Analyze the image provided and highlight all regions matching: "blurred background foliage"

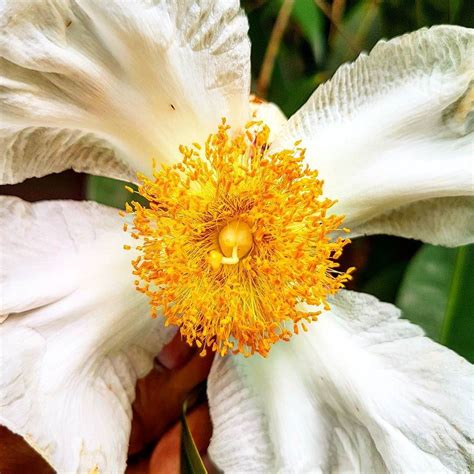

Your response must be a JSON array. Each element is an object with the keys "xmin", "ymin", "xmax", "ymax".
[{"xmin": 2, "ymin": 0, "xmax": 472, "ymax": 362}]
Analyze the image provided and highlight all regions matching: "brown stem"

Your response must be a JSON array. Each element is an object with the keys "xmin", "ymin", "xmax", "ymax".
[{"xmin": 256, "ymin": 0, "xmax": 295, "ymax": 99}]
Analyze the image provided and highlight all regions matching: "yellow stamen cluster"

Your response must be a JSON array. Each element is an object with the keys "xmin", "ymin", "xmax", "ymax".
[{"xmin": 126, "ymin": 119, "xmax": 354, "ymax": 357}]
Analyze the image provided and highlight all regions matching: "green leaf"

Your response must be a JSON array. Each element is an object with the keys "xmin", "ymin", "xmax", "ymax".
[
  {"xmin": 361, "ymin": 261, "xmax": 409, "ymax": 304},
  {"xmin": 180, "ymin": 398, "xmax": 207, "ymax": 474},
  {"xmin": 396, "ymin": 244, "xmax": 474, "ymax": 362},
  {"xmin": 439, "ymin": 245, "xmax": 474, "ymax": 361},
  {"xmin": 447, "ymin": 0, "xmax": 462, "ymax": 22},
  {"xmin": 269, "ymin": 61, "xmax": 318, "ymax": 116},
  {"xmin": 86, "ymin": 175, "xmax": 131, "ymax": 209},
  {"xmin": 86, "ymin": 175, "xmax": 148, "ymax": 209},
  {"xmin": 291, "ymin": 0, "xmax": 325, "ymax": 63},
  {"xmin": 326, "ymin": 0, "xmax": 382, "ymax": 73},
  {"xmin": 381, "ymin": 0, "xmax": 473, "ymax": 35}
]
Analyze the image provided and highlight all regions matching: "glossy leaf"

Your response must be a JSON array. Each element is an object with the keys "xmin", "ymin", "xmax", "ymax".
[
  {"xmin": 396, "ymin": 244, "xmax": 474, "ymax": 362},
  {"xmin": 439, "ymin": 245, "xmax": 474, "ymax": 362}
]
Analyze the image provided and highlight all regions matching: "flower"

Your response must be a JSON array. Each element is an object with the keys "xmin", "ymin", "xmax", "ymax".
[{"xmin": 0, "ymin": 1, "xmax": 472, "ymax": 473}]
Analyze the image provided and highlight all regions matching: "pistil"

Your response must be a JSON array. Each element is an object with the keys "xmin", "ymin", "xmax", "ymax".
[{"xmin": 209, "ymin": 220, "xmax": 253, "ymax": 269}]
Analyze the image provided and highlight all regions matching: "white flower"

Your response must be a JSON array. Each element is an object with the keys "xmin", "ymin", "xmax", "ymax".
[{"xmin": 0, "ymin": 1, "xmax": 473, "ymax": 473}]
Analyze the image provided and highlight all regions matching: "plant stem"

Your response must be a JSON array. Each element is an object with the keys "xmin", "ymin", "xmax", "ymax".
[{"xmin": 256, "ymin": 0, "xmax": 294, "ymax": 99}]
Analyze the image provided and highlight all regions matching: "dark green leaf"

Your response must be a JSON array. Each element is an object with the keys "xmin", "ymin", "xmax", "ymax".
[
  {"xmin": 86, "ymin": 175, "xmax": 131, "ymax": 209},
  {"xmin": 326, "ymin": 0, "xmax": 382, "ymax": 73},
  {"xmin": 396, "ymin": 244, "xmax": 474, "ymax": 361},
  {"xmin": 439, "ymin": 245, "xmax": 474, "ymax": 361},
  {"xmin": 380, "ymin": 0, "xmax": 473, "ymax": 35},
  {"xmin": 86, "ymin": 175, "xmax": 147, "ymax": 209},
  {"xmin": 361, "ymin": 261, "xmax": 409, "ymax": 304},
  {"xmin": 180, "ymin": 399, "xmax": 207, "ymax": 474},
  {"xmin": 447, "ymin": 0, "xmax": 462, "ymax": 22},
  {"xmin": 396, "ymin": 245, "xmax": 455, "ymax": 340},
  {"xmin": 291, "ymin": 0, "xmax": 325, "ymax": 63}
]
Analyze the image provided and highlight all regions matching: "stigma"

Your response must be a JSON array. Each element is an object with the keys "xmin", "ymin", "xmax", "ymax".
[
  {"xmin": 126, "ymin": 119, "xmax": 354, "ymax": 357},
  {"xmin": 209, "ymin": 220, "xmax": 253, "ymax": 269}
]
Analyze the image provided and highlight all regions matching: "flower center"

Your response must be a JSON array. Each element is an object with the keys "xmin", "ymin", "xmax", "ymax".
[{"xmin": 125, "ymin": 119, "xmax": 354, "ymax": 357}]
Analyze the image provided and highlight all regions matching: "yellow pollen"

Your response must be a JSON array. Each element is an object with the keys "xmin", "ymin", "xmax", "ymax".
[{"xmin": 126, "ymin": 119, "xmax": 354, "ymax": 357}]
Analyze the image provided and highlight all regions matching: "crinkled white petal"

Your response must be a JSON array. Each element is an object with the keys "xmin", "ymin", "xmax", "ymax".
[
  {"xmin": 272, "ymin": 26, "xmax": 474, "ymax": 246},
  {"xmin": 208, "ymin": 290, "xmax": 473, "ymax": 473},
  {"xmin": 0, "ymin": 0, "xmax": 250, "ymax": 184},
  {"xmin": 0, "ymin": 197, "xmax": 173, "ymax": 473},
  {"xmin": 352, "ymin": 196, "xmax": 474, "ymax": 247}
]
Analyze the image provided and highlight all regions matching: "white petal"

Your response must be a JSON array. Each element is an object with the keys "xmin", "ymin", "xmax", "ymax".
[
  {"xmin": 272, "ymin": 26, "xmax": 474, "ymax": 246},
  {"xmin": 208, "ymin": 291, "xmax": 473, "ymax": 473},
  {"xmin": 249, "ymin": 97, "xmax": 287, "ymax": 140},
  {"xmin": 0, "ymin": 127, "xmax": 136, "ymax": 196},
  {"xmin": 0, "ymin": 197, "xmax": 173, "ymax": 472},
  {"xmin": 352, "ymin": 196, "xmax": 474, "ymax": 247},
  {"xmin": 0, "ymin": 0, "xmax": 250, "ymax": 184}
]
